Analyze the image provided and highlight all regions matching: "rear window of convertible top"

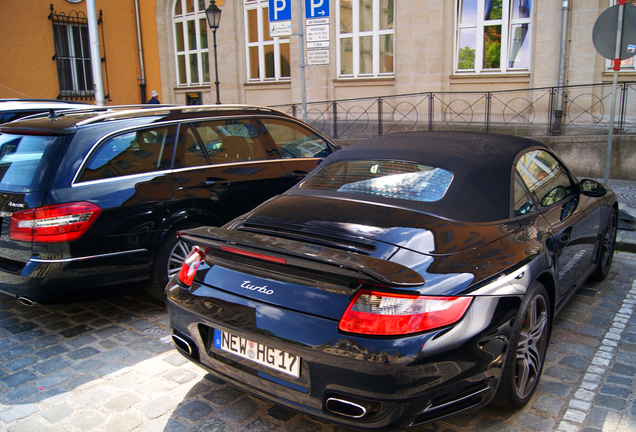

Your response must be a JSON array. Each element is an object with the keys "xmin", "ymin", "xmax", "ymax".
[{"xmin": 300, "ymin": 160, "xmax": 453, "ymax": 203}]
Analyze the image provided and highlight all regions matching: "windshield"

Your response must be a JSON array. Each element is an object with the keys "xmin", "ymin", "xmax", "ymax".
[
  {"xmin": 301, "ymin": 160, "xmax": 453, "ymax": 203},
  {"xmin": 0, "ymin": 133, "xmax": 65, "ymax": 192}
]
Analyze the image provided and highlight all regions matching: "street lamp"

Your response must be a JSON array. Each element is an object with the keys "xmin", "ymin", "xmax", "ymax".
[{"xmin": 205, "ymin": 0, "xmax": 222, "ymax": 104}]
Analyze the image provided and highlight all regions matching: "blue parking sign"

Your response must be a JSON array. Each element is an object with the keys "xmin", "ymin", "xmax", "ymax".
[
  {"xmin": 269, "ymin": 0, "xmax": 292, "ymax": 21},
  {"xmin": 305, "ymin": 0, "xmax": 329, "ymax": 19}
]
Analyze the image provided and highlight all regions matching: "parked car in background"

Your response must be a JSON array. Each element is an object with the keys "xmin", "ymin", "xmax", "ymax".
[
  {"xmin": 0, "ymin": 99, "xmax": 90, "ymax": 124},
  {"xmin": 166, "ymin": 131, "xmax": 617, "ymax": 430},
  {"xmin": 0, "ymin": 105, "xmax": 336, "ymax": 304}
]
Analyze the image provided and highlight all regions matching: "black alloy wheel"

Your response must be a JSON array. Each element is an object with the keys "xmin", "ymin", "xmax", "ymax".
[
  {"xmin": 492, "ymin": 281, "xmax": 551, "ymax": 409},
  {"xmin": 148, "ymin": 224, "xmax": 198, "ymax": 302},
  {"xmin": 590, "ymin": 208, "xmax": 617, "ymax": 282}
]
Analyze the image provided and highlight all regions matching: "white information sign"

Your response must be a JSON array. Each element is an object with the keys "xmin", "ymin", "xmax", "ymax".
[
  {"xmin": 269, "ymin": 21, "xmax": 292, "ymax": 37},
  {"xmin": 304, "ymin": 0, "xmax": 330, "ymax": 66},
  {"xmin": 307, "ymin": 49, "xmax": 330, "ymax": 65},
  {"xmin": 307, "ymin": 24, "xmax": 329, "ymax": 42},
  {"xmin": 307, "ymin": 41, "xmax": 330, "ymax": 48},
  {"xmin": 306, "ymin": 17, "xmax": 329, "ymax": 26}
]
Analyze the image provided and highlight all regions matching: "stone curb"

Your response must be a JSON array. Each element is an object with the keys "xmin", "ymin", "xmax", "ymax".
[{"xmin": 616, "ymin": 234, "xmax": 636, "ymax": 254}]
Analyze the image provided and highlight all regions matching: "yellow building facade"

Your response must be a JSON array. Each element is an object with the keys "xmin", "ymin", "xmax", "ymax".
[{"xmin": 0, "ymin": 0, "xmax": 162, "ymax": 105}]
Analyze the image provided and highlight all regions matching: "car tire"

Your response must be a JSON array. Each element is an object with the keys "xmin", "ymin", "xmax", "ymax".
[
  {"xmin": 492, "ymin": 281, "xmax": 551, "ymax": 410},
  {"xmin": 147, "ymin": 223, "xmax": 200, "ymax": 302},
  {"xmin": 589, "ymin": 208, "xmax": 617, "ymax": 282}
]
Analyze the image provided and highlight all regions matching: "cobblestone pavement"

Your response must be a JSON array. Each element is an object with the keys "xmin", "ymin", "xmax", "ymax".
[{"xmin": 0, "ymin": 251, "xmax": 634, "ymax": 432}]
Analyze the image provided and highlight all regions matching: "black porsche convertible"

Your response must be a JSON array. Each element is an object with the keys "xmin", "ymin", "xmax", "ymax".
[{"xmin": 166, "ymin": 131, "xmax": 617, "ymax": 430}]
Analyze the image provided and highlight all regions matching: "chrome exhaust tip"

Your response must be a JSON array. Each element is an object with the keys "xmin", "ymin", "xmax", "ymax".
[
  {"xmin": 17, "ymin": 296, "xmax": 35, "ymax": 307},
  {"xmin": 172, "ymin": 334, "xmax": 193, "ymax": 356},
  {"xmin": 325, "ymin": 397, "xmax": 368, "ymax": 419}
]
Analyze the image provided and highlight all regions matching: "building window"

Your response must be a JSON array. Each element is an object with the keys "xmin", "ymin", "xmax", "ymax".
[
  {"xmin": 50, "ymin": 11, "xmax": 94, "ymax": 99},
  {"xmin": 173, "ymin": 0, "xmax": 210, "ymax": 86},
  {"xmin": 456, "ymin": 0, "xmax": 532, "ymax": 73},
  {"xmin": 244, "ymin": 0, "xmax": 291, "ymax": 82},
  {"xmin": 338, "ymin": 0, "xmax": 394, "ymax": 78}
]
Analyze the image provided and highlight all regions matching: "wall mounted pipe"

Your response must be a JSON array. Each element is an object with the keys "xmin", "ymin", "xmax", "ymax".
[
  {"xmin": 134, "ymin": 0, "xmax": 147, "ymax": 104},
  {"xmin": 553, "ymin": 0, "xmax": 571, "ymax": 133}
]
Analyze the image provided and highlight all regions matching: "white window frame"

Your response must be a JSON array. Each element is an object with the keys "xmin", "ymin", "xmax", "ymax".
[
  {"xmin": 173, "ymin": 0, "xmax": 210, "ymax": 87},
  {"xmin": 243, "ymin": 0, "xmax": 291, "ymax": 82},
  {"xmin": 337, "ymin": 0, "xmax": 395, "ymax": 79},
  {"xmin": 455, "ymin": 0, "xmax": 532, "ymax": 74}
]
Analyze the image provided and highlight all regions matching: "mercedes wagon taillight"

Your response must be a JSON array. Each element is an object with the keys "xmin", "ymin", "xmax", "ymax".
[
  {"xmin": 9, "ymin": 202, "xmax": 101, "ymax": 243},
  {"xmin": 178, "ymin": 247, "xmax": 207, "ymax": 286},
  {"xmin": 339, "ymin": 290, "xmax": 473, "ymax": 336}
]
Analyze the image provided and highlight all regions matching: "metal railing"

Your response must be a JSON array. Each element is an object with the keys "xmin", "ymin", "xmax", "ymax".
[{"xmin": 273, "ymin": 82, "xmax": 636, "ymax": 140}]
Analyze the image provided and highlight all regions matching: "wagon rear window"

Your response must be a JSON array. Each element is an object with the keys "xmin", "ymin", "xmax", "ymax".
[
  {"xmin": 0, "ymin": 133, "xmax": 64, "ymax": 192},
  {"xmin": 301, "ymin": 160, "xmax": 453, "ymax": 202}
]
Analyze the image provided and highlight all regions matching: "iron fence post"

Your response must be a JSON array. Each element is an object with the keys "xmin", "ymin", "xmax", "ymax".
[
  {"xmin": 548, "ymin": 88, "xmax": 555, "ymax": 136},
  {"xmin": 619, "ymin": 82, "xmax": 628, "ymax": 134},
  {"xmin": 485, "ymin": 92, "xmax": 492, "ymax": 133},
  {"xmin": 332, "ymin": 101, "xmax": 338, "ymax": 139},
  {"xmin": 378, "ymin": 97, "xmax": 383, "ymax": 136},
  {"xmin": 428, "ymin": 93, "xmax": 433, "ymax": 131}
]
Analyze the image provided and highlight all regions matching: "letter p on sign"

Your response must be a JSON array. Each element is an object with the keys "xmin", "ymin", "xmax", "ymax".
[
  {"xmin": 306, "ymin": 0, "xmax": 330, "ymax": 18},
  {"xmin": 269, "ymin": 0, "xmax": 291, "ymax": 21}
]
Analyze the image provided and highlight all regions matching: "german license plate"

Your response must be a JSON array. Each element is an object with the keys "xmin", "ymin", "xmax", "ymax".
[{"xmin": 213, "ymin": 329, "xmax": 301, "ymax": 378}]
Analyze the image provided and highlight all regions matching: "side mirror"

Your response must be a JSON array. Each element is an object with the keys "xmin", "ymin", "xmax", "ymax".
[{"xmin": 580, "ymin": 179, "xmax": 607, "ymax": 197}]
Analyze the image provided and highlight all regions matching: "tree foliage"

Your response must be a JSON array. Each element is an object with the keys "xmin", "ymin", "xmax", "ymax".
[{"xmin": 458, "ymin": 46, "xmax": 475, "ymax": 69}]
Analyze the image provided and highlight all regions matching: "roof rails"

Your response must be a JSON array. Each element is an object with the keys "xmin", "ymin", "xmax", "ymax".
[{"xmin": 71, "ymin": 104, "xmax": 291, "ymax": 126}]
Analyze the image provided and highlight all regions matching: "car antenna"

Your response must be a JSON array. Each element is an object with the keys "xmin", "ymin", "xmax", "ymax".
[{"xmin": 48, "ymin": 109, "xmax": 64, "ymax": 119}]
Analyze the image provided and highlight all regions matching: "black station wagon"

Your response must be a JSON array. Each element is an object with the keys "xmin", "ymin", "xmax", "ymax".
[{"xmin": 0, "ymin": 105, "xmax": 336, "ymax": 304}]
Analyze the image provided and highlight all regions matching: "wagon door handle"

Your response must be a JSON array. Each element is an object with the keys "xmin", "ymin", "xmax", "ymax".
[
  {"xmin": 291, "ymin": 170, "xmax": 309, "ymax": 178},
  {"xmin": 205, "ymin": 177, "xmax": 231, "ymax": 187}
]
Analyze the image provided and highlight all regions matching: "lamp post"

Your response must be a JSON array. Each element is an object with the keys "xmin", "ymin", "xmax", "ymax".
[{"xmin": 205, "ymin": 0, "xmax": 222, "ymax": 104}]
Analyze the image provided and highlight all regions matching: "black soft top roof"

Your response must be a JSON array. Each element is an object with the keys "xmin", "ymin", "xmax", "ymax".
[{"xmin": 289, "ymin": 131, "xmax": 549, "ymax": 223}]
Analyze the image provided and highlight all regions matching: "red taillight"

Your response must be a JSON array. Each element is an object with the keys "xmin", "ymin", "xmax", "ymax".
[
  {"xmin": 9, "ymin": 202, "xmax": 101, "ymax": 243},
  {"xmin": 178, "ymin": 247, "xmax": 207, "ymax": 286},
  {"xmin": 339, "ymin": 290, "xmax": 473, "ymax": 336}
]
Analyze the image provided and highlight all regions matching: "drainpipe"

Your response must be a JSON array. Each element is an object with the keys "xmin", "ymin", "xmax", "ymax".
[
  {"xmin": 553, "ymin": 0, "xmax": 570, "ymax": 133},
  {"xmin": 134, "ymin": 0, "xmax": 147, "ymax": 104}
]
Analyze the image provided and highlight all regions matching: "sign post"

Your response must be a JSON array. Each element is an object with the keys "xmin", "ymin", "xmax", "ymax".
[
  {"xmin": 296, "ymin": 0, "xmax": 307, "ymax": 122},
  {"xmin": 592, "ymin": 2, "xmax": 636, "ymax": 183}
]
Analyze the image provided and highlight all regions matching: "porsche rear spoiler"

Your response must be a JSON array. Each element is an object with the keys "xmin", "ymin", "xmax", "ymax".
[{"xmin": 179, "ymin": 226, "xmax": 425, "ymax": 287}]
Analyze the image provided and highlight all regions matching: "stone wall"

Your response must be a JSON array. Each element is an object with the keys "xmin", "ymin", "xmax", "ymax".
[{"xmin": 535, "ymin": 135, "xmax": 636, "ymax": 181}]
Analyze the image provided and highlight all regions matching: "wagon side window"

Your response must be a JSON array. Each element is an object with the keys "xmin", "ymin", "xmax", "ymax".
[
  {"xmin": 79, "ymin": 126, "xmax": 177, "ymax": 182},
  {"xmin": 191, "ymin": 119, "xmax": 267, "ymax": 163},
  {"xmin": 258, "ymin": 118, "xmax": 332, "ymax": 159},
  {"xmin": 516, "ymin": 150, "xmax": 573, "ymax": 208}
]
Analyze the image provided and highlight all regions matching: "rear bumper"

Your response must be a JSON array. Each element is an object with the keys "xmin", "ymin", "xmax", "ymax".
[
  {"xmin": 0, "ymin": 249, "xmax": 151, "ymax": 303},
  {"xmin": 166, "ymin": 279, "xmax": 521, "ymax": 430}
]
